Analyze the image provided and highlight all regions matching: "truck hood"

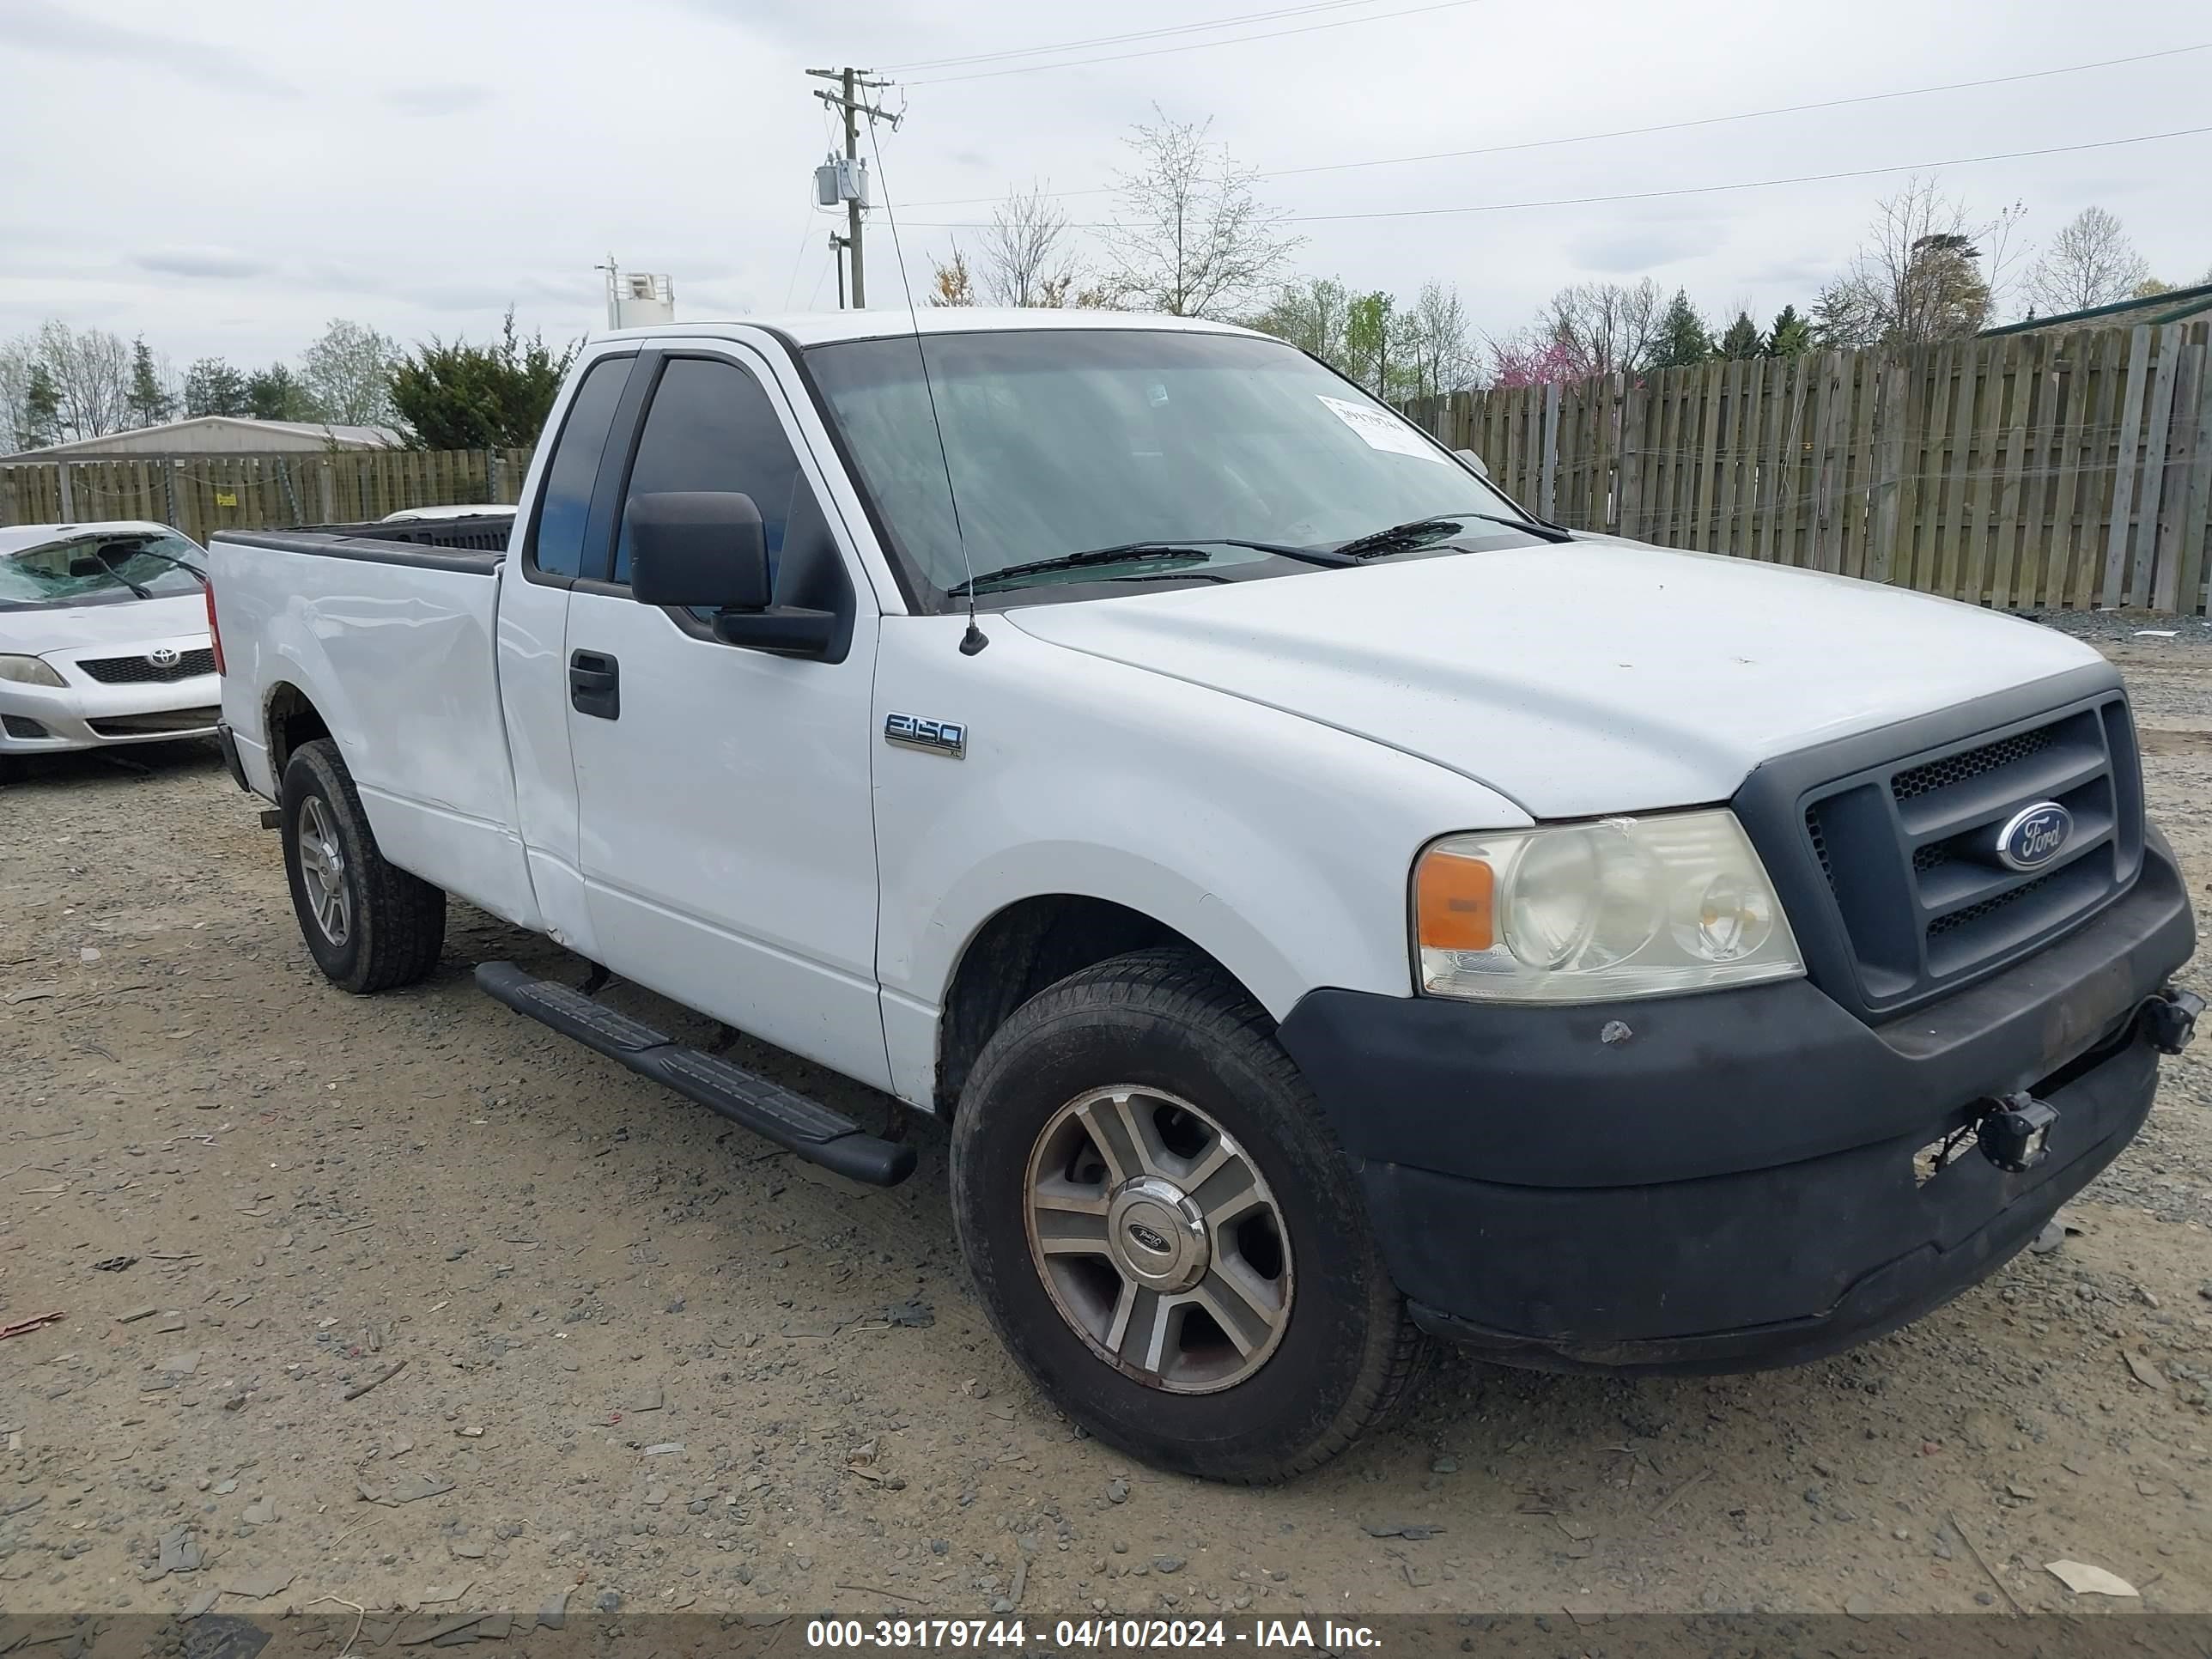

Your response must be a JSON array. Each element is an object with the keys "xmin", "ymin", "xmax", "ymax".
[
  {"xmin": 0, "ymin": 592, "xmax": 210, "ymax": 658},
  {"xmin": 1005, "ymin": 537, "xmax": 2106, "ymax": 818}
]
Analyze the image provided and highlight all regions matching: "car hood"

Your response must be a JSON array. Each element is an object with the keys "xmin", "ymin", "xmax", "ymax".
[
  {"xmin": 0, "ymin": 592, "xmax": 211, "ymax": 658},
  {"xmin": 1004, "ymin": 537, "xmax": 2106, "ymax": 818}
]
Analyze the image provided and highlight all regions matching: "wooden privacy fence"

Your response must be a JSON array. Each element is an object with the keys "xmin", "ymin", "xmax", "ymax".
[
  {"xmin": 0, "ymin": 447, "xmax": 537, "ymax": 548},
  {"xmin": 1406, "ymin": 321, "xmax": 2212, "ymax": 616}
]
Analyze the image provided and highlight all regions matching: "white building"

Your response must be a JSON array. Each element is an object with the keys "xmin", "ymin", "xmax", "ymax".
[{"xmin": 3, "ymin": 416, "xmax": 401, "ymax": 461}]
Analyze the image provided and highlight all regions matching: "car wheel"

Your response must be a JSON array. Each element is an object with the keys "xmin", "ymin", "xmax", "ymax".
[
  {"xmin": 951, "ymin": 947, "xmax": 1422, "ymax": 1483},
  {"xmin": 279, "ymin": 738, "xmax": 446, "ymax": 994}
]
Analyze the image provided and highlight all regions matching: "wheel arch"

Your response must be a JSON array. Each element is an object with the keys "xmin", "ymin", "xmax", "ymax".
[
  {"xmin": 262, "ymin": 679, "xmax": 332, "ymax": 782},
  {"xmin": 932, "ymin": 891, "xmax": 1265, "ymax": 1116}
]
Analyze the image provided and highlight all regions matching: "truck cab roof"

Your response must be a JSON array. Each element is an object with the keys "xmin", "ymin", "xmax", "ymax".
[{"xmin": 588, "ymin": 308, "xmax": 1264, "ymax": 350}]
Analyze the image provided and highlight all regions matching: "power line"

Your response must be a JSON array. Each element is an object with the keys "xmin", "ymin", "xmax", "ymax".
[
  {"xmin": 901, "ymin": 125, "xmax": 2212, "ymax": 229},
  {"xmin": 901, "ymin": 0, "xmax": 1481, "ymax": 85},
  {"xmin": 902, "ymin": 42, "xmax": 2210, "ymax": 208},
  {"xmin": 878, "ymin": 0, "xmax": 1392, "ymax": 72}
]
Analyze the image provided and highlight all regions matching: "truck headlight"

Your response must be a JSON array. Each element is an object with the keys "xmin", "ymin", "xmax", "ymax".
[
  {"xmin": 1413, "ymin": 811, "xmax": 1803, "ymax": 1001},
  {"xmin": 0, "ymin": 655, "xmax": 66, "ymax": 688}
]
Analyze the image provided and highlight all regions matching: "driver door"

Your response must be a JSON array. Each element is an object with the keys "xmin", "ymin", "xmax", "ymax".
[{"xmin": 562, "ymin": 344, "xmax": 889, "ymax": 1089}]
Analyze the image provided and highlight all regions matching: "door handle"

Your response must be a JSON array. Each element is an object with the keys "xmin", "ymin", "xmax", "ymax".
[{"xmin": 569, "ymin": 650, "xmax": 619, "ymax": 720}]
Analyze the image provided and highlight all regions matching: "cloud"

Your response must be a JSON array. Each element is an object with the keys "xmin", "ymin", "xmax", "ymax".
[
  {"xmin": 1570, "ymin": 222, "xmax": 1718, "ymax": 275},
  {"xmin": 380, "ymin": 84, "xmax": 499, "ymax": 116},
  {"xmin": 134, "ymin": 246, "xmax": 271, "ymax": 280},
  {"xmin": 12, "ymin": 0, "xmax": 298, "ymax": 97}
]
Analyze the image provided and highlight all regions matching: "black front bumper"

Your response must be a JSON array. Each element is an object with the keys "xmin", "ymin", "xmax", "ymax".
[{"xmin": 1275, "ymin": 830, "xmax": 2197, "ymax": 1375}]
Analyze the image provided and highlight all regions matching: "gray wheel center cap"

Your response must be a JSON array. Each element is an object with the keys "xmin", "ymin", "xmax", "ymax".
[{"xmin": 1105, "ymin": 1176, "xmax": 1209, "ymax": 1291}]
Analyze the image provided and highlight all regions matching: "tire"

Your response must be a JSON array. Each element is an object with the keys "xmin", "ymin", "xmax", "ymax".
[
  {"xmin": 279, "ymin": 738, "xmax": 446, "ymax": 994},
  {"xmin": 951, "ymin": 947, "xmax": 1422, "ymax": 1483}
]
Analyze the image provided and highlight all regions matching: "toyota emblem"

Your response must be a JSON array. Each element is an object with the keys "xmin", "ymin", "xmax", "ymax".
[{"xmin": 147, "ymin": 647, "xmax": 180, "ymax": 669}]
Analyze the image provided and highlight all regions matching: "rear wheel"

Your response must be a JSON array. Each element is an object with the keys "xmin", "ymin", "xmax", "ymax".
[
  {"xmin": 951, "ymin": 948, "xmax": 1421, "ymax": 1483},
  {"xmin": 279, "ymin": 738, "xmax": 445, "ymax": 994}
]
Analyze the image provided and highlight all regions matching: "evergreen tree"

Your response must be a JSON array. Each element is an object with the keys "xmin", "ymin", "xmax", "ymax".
[
  {"xmin": 1716, "ymin": 310, "xmax": 1764, "ymax": 359},
  {"xmin": 388, "ymin": 309, "xmax": 577, "ymax": 449},
  {"xmin": 245, "ymin": 364, "xmax": 316, "ymax": 422},
  {"xmin": 183, "ymin": 357, "xmax": 252, "ymax": 417},
  {"xmin": 20, "ymin": 363, "xmax": 62, "ymax": 449},
  {"xmin": 125, "ymin": 337, "xmax": 173, "ymax": 428},
  {"xmin": 1648, "ymin": 289, "xmax": 1713, "ymax": 370},
  {"xmin": 1765, "ymin": 305, "xmax": 1814, "ymax": 356}
]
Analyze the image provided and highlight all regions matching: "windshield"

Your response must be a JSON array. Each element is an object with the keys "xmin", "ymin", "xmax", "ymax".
[
  {"xmin": 805, "ymin": 329, "xmax": 1527, "ymax": 604},
  {"xmin": 0, "ymin": 530, "xmax": 208, "ymax": 611}
]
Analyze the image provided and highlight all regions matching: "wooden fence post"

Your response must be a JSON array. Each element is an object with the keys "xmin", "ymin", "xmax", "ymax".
[{"xmin": 2136, "ymin": 325, "xmax": 2187, "ymax": 611}]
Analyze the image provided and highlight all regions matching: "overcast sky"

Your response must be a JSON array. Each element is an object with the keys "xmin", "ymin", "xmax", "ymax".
[{"xmin": 3, "ymin": 0, "xmax": 2207, "ymax": 374}]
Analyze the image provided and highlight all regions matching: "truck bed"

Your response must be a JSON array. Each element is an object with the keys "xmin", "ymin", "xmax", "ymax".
[
  {"xmin": 211, "ymin": 521, "xmax": 541, "ymax": 931},
  {"xmin": 220, "ymin": 515, "xmax": 513, "ymax": 568}
]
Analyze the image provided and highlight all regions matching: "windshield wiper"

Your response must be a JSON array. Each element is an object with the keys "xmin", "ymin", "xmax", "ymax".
[
  {"xmin": 1333, "ymin": 511, "xmax": 1573, "ymax": 559},
  {"xmin": 948, "ymin": 538, "xmax": 1348, "ymax": 598},
  {"xmin": 107, "ymin": 547, "xmax": 208, "ymax": 586},
  {"xmin": 87, "ymin": 555, "xmax": 154, "ymax": 600}
]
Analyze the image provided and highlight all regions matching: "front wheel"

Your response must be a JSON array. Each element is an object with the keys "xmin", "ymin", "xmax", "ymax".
[
  {"xmin": 950, "ymin": 949, "xmax": 1422, "ymax": 1483},
  {"xmin": 279, "ymin": 738, "xmax": 446, "ymax": 994}
]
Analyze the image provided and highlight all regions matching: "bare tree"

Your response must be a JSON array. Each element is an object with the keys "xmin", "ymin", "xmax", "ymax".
[
  {"xmin": 32, "ymin": 320, "xmax": 132, "ymax": 441},
  {"xmin": 1816, "ymin": 177, "xmax": 2003, "ymax": 347},
  {"xmin": 1540, "ymin": 279, "xmax": 1662, "ymax": 378},
  {"xmin": 2022, "ymin": 206, "xmax": 2150, "ymax": 316},
  {"xmin": 1401, "ymin": 282, "xmax": 1475, "ymax": 401},
  {"xmin": 300, "ymin": 319, "xmax": 399, "ymax": 426},
  {"xmin": 0, "ymin": 337, "xmax": 35, "ymax": 450},
  {"xmin": 1105, "ymin": 110, "xmax": 1300, "ymax": 319},
  {"xmin": 975, "ymin": 185, "xmax": 1082, "ymax": 307}
]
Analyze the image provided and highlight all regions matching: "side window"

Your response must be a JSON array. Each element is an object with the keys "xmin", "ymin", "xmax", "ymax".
[
  {"xmin": 527, "ymin": 356, "xmax": 631, "ymax": 579},
  {"xmin": 612, "ymin": 357, "xmax": 815, "ymax": 586}
]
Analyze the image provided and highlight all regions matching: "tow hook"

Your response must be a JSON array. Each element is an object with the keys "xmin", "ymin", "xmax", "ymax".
[
  {"xmin": 2142, "ymin": 987, "xmax": 2204, "ymax": 1056},
  {"xmin": 1974, "ymin": 1092, "xmax": 2059, "ymax": 1174}
]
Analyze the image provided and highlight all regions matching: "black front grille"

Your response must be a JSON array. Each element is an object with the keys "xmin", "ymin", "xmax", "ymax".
[
  {"xmin": 78, "ymin": 648, "xmax": 216, "ymax": 684},
  {"xmin": 86, "ymin": 708, "xmax": 219, "ymax": 738},
  {"xmin": 1892, "ymin": 726, "xmax": 2054, "ymax": 800},
  {"xmin": 1796, "ymin": 694, "xmax": 2142, "ymax": 1014}
]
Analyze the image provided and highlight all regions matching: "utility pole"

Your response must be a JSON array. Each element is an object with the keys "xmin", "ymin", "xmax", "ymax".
[
  {"xmin": 805, "ymin": 66, "xmax": 897, "ymax": 308},
  {"xmin": 829, "ymin": 233, "xmax": 849, "ymax": 309}
]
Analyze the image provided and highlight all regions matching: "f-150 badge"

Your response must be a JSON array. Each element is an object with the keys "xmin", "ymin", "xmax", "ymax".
[{"xmin": 884, "ymin": 713, "xmax": 965, "ymax": 758}]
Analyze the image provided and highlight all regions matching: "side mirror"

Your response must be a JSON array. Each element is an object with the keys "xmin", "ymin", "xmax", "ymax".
[
  {"xmin": 1455, "ymin": 447, "xmax": 1491, "ymax": 478},
  {"xmin": 628, "ymin": 492, "xmax": 769, "ymax": 611}
]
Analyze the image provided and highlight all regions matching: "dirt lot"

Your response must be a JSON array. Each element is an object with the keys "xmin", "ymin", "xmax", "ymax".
[{"xmin": 3, "ymin": 616, "xmax": 2210, "ymax": 1627}]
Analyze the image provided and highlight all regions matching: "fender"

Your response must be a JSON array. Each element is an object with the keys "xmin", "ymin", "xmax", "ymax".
[{"xmin": 871, "ymin": 617, "xmax": 1528, "ymax": 1108}]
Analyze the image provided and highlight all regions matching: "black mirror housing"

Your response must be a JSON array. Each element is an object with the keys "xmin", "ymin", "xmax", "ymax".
[
  {"xmin": 628, "ymin": 492, "xmax": 770, "ymax": 611},
  {"xmin": 712, "ymin": 607, "xmax": 840, "ymax": 658}
]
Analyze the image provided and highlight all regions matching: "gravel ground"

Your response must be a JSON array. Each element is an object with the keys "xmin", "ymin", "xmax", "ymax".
[{"xmin": 3, "ymin": 629, "xmax": 2209, "ymax": 1628}]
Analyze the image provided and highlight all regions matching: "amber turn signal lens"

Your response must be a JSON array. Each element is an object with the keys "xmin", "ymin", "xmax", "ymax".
[{"xmin": 1416, "ymin": 849, "xmax": 1495, "ymax": 951}]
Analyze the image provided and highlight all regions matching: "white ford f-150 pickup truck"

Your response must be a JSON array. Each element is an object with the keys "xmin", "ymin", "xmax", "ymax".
[{"xmin": 210, "ymin": 310, "xmax": 2201, "ymax": 1483}]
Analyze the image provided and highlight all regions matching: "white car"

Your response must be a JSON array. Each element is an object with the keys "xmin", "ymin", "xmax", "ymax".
[
  {"xmin": 379, "ymin": 505, "xmax": 516, "ymax": 523},
  {"xmin": 0, "ymin": 521, "xmax": 218, "ymax": 758}
]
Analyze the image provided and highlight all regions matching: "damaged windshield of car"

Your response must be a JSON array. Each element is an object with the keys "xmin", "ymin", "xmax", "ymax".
[{"xmin": 0, "ymin": 532, "xmax": 209, "ymax": 610}]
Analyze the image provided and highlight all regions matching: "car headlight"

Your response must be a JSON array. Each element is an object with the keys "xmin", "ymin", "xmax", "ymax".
[
  {"xmin": 1413, "ymin": 810, "xmax": 1803, "ymax": 1001},
  {"xmin": 0, "ymin": 654, "xmax": 67, "ymax": 688}
]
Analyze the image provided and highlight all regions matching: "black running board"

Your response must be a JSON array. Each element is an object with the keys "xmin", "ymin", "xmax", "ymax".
[{"xmin": 473, "ymin": 961, "xmax": 916, "ymax": 1187}]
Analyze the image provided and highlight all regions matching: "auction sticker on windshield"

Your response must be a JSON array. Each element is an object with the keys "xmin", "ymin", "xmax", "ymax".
[{"xmin": 1316, "ymin": 395, "xmax": 1446, "ymax": 463}]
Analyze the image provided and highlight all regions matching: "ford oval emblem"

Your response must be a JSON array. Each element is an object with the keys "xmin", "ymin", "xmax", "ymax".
[
  {"xmin": 1125, "ymin": 1222, "xmax": 1173, "ymax": 1256},
  {"xmin": 1995, "ymin": 801, "xmax": 2072, "ymax": 872}
]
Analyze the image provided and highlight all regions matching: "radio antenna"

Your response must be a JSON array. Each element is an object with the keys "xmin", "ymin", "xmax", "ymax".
[{"xmin": 865, "ymin": 113, "xmax": 988, "ymax": 655}]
